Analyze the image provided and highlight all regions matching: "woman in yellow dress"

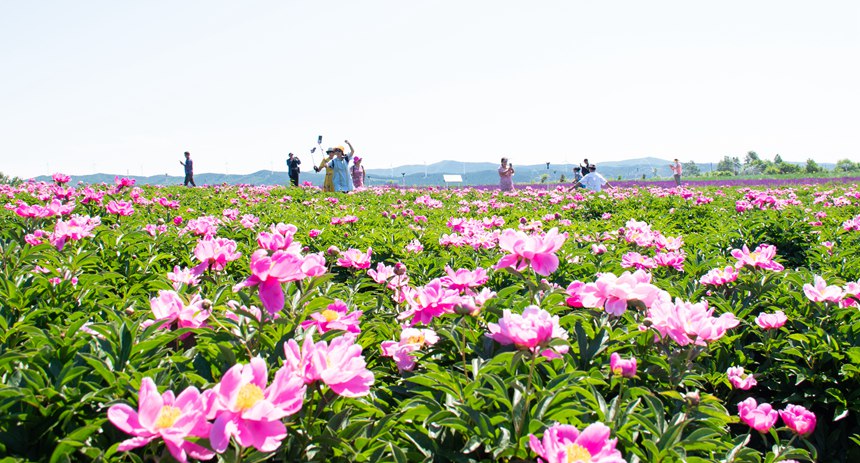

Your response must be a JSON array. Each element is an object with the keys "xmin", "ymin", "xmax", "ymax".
[{"xmin": 315, "ymin": 148, "xmax": 337, "ymax": 192}]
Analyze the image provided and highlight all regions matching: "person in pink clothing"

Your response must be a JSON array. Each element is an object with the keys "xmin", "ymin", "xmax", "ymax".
[
  {"xmin": 351, "ymin": 156, "xmax": 366, "ymax": 188},
  {"xmin": 670, "ymin": 158, "xmax": 683, "ymax": 186},
  {"xmin": 498, "ymin": 157, "xmax": 515, "ymax": 191}
]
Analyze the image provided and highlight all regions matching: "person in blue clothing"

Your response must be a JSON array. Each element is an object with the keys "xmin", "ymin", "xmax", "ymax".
[
  {"xmin": 326, "ymin": 140, "xmax": 355, "ymax": 193},
  {"xmin": 180, "ymin": 151, "xmax": 195, "ymax": 187}
]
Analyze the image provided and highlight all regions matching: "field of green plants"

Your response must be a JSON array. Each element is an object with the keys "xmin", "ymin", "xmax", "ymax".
[{"xmin": 2, "ymin": 176, "xmax": 860, "ymax": 462}]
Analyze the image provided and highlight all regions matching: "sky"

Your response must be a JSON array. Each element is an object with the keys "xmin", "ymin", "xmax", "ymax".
[{"xmin": 1, "ymin": 1, "xmax": 858, "ymax": 178}]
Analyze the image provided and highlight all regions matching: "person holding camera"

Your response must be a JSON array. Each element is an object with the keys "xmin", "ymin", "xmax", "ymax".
[
  {"xmin": 498, "ymin": 157, "xmax": 515, "ymax": 191},
  {"xmin": 326, "ymin": 140, "xmax": 355, "ymax": 193}
]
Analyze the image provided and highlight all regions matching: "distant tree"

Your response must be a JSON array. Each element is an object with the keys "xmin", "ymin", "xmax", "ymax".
[
  {"xmin": 716, "ymin": 156, "xmax": 738, "ymax": 175},
  {"xmin": 743, "ymin": 151, "xmax": 765, "ymax": 174},
  {"xmin": 774, "ymin": 154, "xmax": 784, "ymax": 164},
  {"xmin": 744, "ymin": 151, "xmax": 760, "ymax": 165},
  {"xmin": 682, "ymin": 161, "xmax": 701, "ymax": 177},
  {"xmin": 836, "ymin": 159, "xmax": 860, "ymax": 172},
  {"xmin": 0, "ymin": 171, "xmax": 21, "ymax": 185},
  {"xmin": 805, "ymin": 159, "xmax": 823, "ymax": 174}
]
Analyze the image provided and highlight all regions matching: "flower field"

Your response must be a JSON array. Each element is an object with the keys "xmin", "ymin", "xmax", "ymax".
[{"xmin": 2, "ymin": 177, "xmax": 860, "ymax": 462}]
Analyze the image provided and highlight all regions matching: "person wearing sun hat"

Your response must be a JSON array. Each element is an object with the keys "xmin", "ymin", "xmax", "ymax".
[
  {"xmin": 351, "ymin": 155, "xmax": 366, "ymax": 188},
  {"xmin": 326, "ymin": 140, "xmax": 355, "ymax": 193}
]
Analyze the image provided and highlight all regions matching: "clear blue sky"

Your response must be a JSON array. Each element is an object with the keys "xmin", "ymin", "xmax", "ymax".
[{"xmin": 1, "ymin": 1, "xmax": 858, "ymax": 178}]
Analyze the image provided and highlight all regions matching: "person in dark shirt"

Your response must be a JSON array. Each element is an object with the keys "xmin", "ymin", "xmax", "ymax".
[
  {"xmin": 180, "ymin": 151, "xmax": 195, "ymax": 187},
  {"xmin": 286, "ymin": 152, "xmax": 301, "ymax": 186}
]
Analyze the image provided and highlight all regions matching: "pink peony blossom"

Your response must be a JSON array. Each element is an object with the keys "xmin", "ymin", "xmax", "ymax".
[
  {"xmin": 367, "ymin": 262, "xmax": 396, "ymax": 284},
  {"xmin": 380, "ymin": 327, "xmax": 440, "ymax": 372},
  {"xmin": 296, "ymin": 333, "xmax": 375, "ymax": 397},
  {"xmin": 731, "ymin": 244, "xmax": 785, "ymax": 272},
  {"xmin": 239, "ymin": 249, "xmax": 318, "ymax": 314},
  {"xmin": 580, "ymin": 270, "xmax": 666, "ymax": 316},
  {"xmin": 440, "ymin": 265, "xmax": 489, "ymax": 293},
  {"xmin": 564, "ymin": 280, "xmax": 586, "ymax": 308},
  {"xmin": 494, "ymin": 227, "xmax": 567, "ymax": 276},
  {"xmin": 727, "ymin": 366, "xmax": 757, "ymax": 390},
  {"xmin": 106, "ymin": 200, "xmax": 135, "ymax": 216},
  {"xmin": 300, "ymin": 299, "xmax": 362, "ymax": 334},
  {"xmin": 754, "ymin": 311, "xmax": 787, "ymax": 330},
  {"xmin": 591, "ymin": 244, "xmax": 607, "ymax": 255},
  {"xmin": 645, "ymin": 298, "xmax": 739, "ymax": 346},
  {"xmin": 52, "ymin": 173, "xmax": 71, "ymax": 184},
  {"xmin": 486, "ymin": 305, "xmax": 569, "ymax": 359},
  {"xmin": 609, "ymin": 352, "xmax": 637, "ymax": 378},
  {"xmin": 337, "ymin": 247, "xmax": 373, "ymax": 270},
  {"xmin": 167, "ymin": 265, "xmax": 201, "ymax": 290},
  {"xmin": 653, "ymin": 250, "xmax": 685, "ymax": 271},
  {"xmin": 204, "ymin": 357, "xmax": 306, "ymax": 453},
  {"xmin": 737, "ymin": 398, "xmax": 778, "ymax": 433},
  {"xmin": 779, "ymin": 404, "xmax": 817, "ymax": 436},
  {"xmin": 620, "ymin": 252, "xmax": 657, "ymax": 270},
  {"xmin": 108, "ymin": 378, "xmax": 213, "ymax": 462},
  {"xmin": 145, "ymin": 291, "xmax": 210, "ymax": 332},
  {"xmin": 529, "ymin": 422, "xmax": 625, "ymax": 463},
  {"xmin": 398, "ymin": 278, "xmax": 462, "ymax": 325},
  {"xmin": 699, "ymin": 266, "xmax": 739, "ymax": 286},
  {"xmin": 802, "ymin": 275, "xmax": 843, "ymax": 303},
  {"xmin": 193, "ymin": 237, "xmax": 241, "ymax": 273},
  {"xmin": 49, "ymin": 215, "xmax": 101, "ymax": 251}
]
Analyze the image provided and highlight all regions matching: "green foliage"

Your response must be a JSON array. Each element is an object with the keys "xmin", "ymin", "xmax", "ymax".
[{"xmin": 0, "ymin": 179, "xmax": 859, "ymax": 462}]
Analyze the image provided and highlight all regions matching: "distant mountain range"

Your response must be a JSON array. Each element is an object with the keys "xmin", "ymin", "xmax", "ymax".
[{"xmin": 31, "ymin": 157, "xmax": 834, "ymax": 187}]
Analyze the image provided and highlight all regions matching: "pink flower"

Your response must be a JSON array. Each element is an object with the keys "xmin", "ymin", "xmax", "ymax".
[
  {"xmin": 49, "ymin": 215, "xmax": 101, "ymax": 251},
  {"xmin": 52, "ymin": 173, "xmax": 70, "ymax": 184},
  {"xmin": 367, "ymin": 262, "xmax": 395, "ymax": 284},
  {"xmin": 620, "ymin": 252, "xmax": 657, "ymax": 270},
  {"xmin": 591, "ymin": 244, "xmax": 607, "ymax": 255},
  {"xmin": 405, "ymin": 239, "xmax": 424, "ymax": 253},
  {"xmin": 529, "ymin": 422, "xmax": 625, "ymax": 463},
  {"xmin": 239, "ymin": 249, "xmax": 315, "ymax": 314},
  {"xmin": 145, "ymin": 291, "xmax": 210, "ymax": 331},
  {"xmin": 106, "ymin": 200, "xmax": 135, "ymax": 216},
  {"xmin": 779, "ymin": 404, "xmax": 817, "ymax": 436},
  {"xmin": 204, "ymin": 357, "xmax": 306, "ymax": 453},
  {"xmin": 308, "ymin": 229, "xmax": 321, "ymax": 238},
  {"xmin": 193, "ymin": 237, "xmax": 241, "ymax": 273},
  {"xmin": 564, "ymin": 280, "xmax": 585, "ymax": 308},
  {"xmin": 699, "ymin": 266, "xmax": 739, "ymax": 286},
  {"xmin": 754, "ymin": 311, "xmax": 787, "ymax": 330},
  {"xmin": 494, "ymin": 227, "xmax": 567, "ymax": 276},
  {"xmin": 380, "ymin": 327, "xmax": 440, "ymax": 372},
  {"xmin": 609, "ymin": 353, "xmax": 637, "ymax": 378},
  {"xmin": 337, "ymin": 247, "xmax": 373, "ymax": 270},
  {"xmin": 487, "ymin": 305, "xmax": 569, "ymax": 359},
  {"xmin": 440, "ymin": 265, "xmax": 489, "ymax": 293},
  {"xmin": 802, "ymin": 275, "xmax": 843, "ymax": 303},
  {"xmin": 299, "ymin": 299, "xmax": 362, "ymax": 334},
  {"xmin": 731, "ymin": 244, "xmax": 785, "ymax": 272},
  {"xmin": 167, "ymin": 266, "xmax": 201, "ymax": 290},
  {"xmin": 737, "ymin": 398, "xmax": 778, "ymax": 433},
  {"xmin": 645, "ymin": 298, "xmax": 739, "ymax": 346},
  {"xmin": 300, "ymin": 333, "xmax": 375, "ymax": 397},
  {"xmin": 398, "ymin": 278, "xmax": 462, "ymax": 325},
  {"xmin": 580, "ymin": 270, "xmax": 666, "ymax": 316},
  {"xmin": 107, "ymin": 378, "xmax": 213, "ymax": 463},
  {"xmin": 727, "ymin": 366, "xmax": 757, "ymax": 390},
  {"xmin": 653, "ymin": 250, "xmax": 685, "ymax": 271}
]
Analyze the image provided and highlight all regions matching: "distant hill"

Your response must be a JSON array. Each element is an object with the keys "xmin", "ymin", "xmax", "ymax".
[{"xmin": 32, "ymin": 158, "xmax": 835, "ymax": 187}]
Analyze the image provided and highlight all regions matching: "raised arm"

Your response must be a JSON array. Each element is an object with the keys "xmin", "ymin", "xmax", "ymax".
[{"xmin": 345, "ymin": 140, "xmax": 355, "ymax": 156}]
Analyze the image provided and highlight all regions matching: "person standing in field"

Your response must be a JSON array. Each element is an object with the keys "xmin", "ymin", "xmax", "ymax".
[
  {"xmin": 498, "ymin": 157, "xmax": 515, "ymax": 191},
  {"xmin": 572, "ymin": 164, "xmax": 612, "ymax": 192},
  {"xmin": 315, "ymin": 149, "xmax": 336, "ymax": 192},
  {"xmin": 180, "ymin": 151, "xmax": 196, "ymax": 187},
  {"xmin": 286, "ymin": 152, "xmax": 301, "ymax": 186},
  {"xmin": 670, "ymin": 158, "xmax": 683, "ymax": 186},
  {"xmin": 327, "ymin": 140, "xmax": 355, "ymax": 193},
  {"xmin": 351, "ymin": 156, "xmax": 366, "ymax": 188}
]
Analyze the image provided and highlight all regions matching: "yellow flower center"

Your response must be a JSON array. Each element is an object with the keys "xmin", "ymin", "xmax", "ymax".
[
  {"xmin": 405, "ymin": 334, "xmax": 425, "ymax": 345},
  {"xmin": 749, "ymin": 252, "xmax": 760, "ymax": 261},
  {"xmin": 154, "ymin": 405, "xmax": 181, "ymax": 429},
  {"xmin": 235, "ymin": 383, "xmax": 264, "ymax": 411},
  {"xmin": 612, "ymin": 365, "xmax": 623, "ymax": 375},
  {"xmin": 321, "ymin": 309, "xmax": 340, "ymax": 322},
  {"xmin": 566, "ymin": 443, "xmax": 592, "ymax": 463}
]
